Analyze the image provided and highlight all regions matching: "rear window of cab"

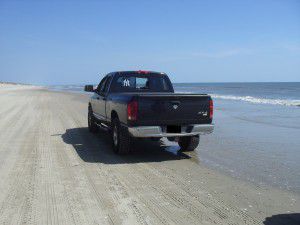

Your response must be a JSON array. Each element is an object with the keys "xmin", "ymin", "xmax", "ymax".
[{"xmin": 110, "ymin": 73, "xmax": 173, "ymax": 93}]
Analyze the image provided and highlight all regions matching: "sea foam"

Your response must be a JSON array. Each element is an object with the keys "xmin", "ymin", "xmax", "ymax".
[
  {"xmin": 176, "ymin": 91, "xmax": 300, "ymax": 107},
  {"xmin": 211, "ymin": 94, "xmax": 300, "ymax": 107}
]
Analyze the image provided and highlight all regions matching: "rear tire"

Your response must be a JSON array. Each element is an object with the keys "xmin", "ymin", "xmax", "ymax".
[
  {"xmin": 88, "ymin": 107, "xmax": 99, "ymax": 133},
  {"xmin": 178, "ymin": 135, "xmax": 199, "ymax": 151},
  {"xmin": 111, "ymin": 118, "xmax": 132, "ymax": 154}
]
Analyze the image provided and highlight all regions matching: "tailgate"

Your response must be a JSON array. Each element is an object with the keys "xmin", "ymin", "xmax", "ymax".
[{"xmin": 136, "ymin": 94, "xmax": 212, "ymax": 126}]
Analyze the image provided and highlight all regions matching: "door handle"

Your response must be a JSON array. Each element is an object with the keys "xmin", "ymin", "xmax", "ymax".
[{"xmin": 96, "ymin": 97, "xmax": 100, "ymax": 100}]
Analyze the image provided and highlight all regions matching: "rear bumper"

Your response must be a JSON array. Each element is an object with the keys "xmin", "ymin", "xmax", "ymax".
[{"xmin": 128, "ymin": 124, "xmax": 214, "ymax": 138}]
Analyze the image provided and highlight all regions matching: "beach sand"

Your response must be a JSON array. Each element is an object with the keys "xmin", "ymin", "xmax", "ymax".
[{"xmin": 0, "ymin": 84, "xmax": 299, "ymax": 225}]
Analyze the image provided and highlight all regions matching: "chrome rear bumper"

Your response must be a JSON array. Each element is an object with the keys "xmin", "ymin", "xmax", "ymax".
[{"xmin": 128, "ymin": 124, "xmax": 214, "ymax": 138}]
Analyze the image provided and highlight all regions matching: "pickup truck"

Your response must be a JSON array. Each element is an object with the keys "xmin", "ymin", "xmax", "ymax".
[{"xmin": 84, "ymin": 71, "xmax": 214, "ymax": 154}]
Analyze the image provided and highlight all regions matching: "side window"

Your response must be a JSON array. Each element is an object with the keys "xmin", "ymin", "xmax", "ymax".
[
  {"xmin": 100, "ymin": 78, "xmax": 108, "ymax": 92},
  {"xmin": 96, "ymin": 76, "xmax": 108, "ymax": 93},
  {"xmin": 103, "ymin": 76, "xmax": 112, "ymax": 93}
]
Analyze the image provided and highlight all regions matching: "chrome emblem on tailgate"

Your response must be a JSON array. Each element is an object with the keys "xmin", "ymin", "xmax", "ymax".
[{"xmin": 171, "ymin": 101, "xmax": 180, "ymax": 110}]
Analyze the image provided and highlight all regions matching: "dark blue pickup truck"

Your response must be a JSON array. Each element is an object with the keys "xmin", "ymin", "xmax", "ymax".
[{"xmin": 85, "ymin": 71, "xmax": 214, "ymax": 154}]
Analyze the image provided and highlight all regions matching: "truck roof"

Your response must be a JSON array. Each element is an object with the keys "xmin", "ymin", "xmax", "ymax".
[{"xmin": 114, "ymin": 71, "xmax": 166, "ymax": 75}]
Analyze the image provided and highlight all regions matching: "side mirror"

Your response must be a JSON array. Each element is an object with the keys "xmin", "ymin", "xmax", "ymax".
[{"xmin": 84, "ymin": 85, "xmax": 94, "ymax": 92}]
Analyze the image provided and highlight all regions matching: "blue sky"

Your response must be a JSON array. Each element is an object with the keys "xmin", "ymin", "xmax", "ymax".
[{"xmin": 0, "ymin": 0, "xmax": 299, "ymax": 85}]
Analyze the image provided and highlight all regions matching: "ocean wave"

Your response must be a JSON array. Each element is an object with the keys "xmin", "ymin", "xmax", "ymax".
[
  {"xmin": 211, "ymin": 94, "xmax": 300, "ymax": 107},
  {"xmin": 175, "ymin": 91, "xmax": 300, "ymax": 106}
]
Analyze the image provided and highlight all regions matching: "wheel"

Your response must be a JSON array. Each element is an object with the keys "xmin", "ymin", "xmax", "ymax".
[
  {"xmin": 88, "ymin": 107, "xmax": 99, "ymax": 133},
  {"xmin": 178, "ymin": 135, "xmax": 199, "ymax": 151},
  {"xmin": 111, "ymin": 118, "xmax": 132, "ymax": 154}
]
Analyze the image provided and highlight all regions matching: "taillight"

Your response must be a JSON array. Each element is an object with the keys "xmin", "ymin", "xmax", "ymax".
[
  {"xmin": 127, "ymin": 100, "xmax": 138, "ymax": 121},
  {"xmin": 209, "ymin": 99, "xmax": 213, "ymax": 120}
]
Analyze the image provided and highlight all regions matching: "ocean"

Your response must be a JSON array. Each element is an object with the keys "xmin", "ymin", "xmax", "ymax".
[
  {"xmin": 50, "ymin": 82, "xmax": 300, "ymax": 107},
  {"xmin": 49, "ymin": 82, "xmax": 300, "ymax": 192},
  {"xmin": 174, "ymin": 82, "xmax": 300, "ymax": 107}
]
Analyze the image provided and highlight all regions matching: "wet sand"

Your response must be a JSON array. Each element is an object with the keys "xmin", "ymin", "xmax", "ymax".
[
  {"xmin": 200, "ymin": 99, "xmax": 300, "ymax": 193},
  {"xmin": 0, "ymin": 85, "xmax": 299, "ymax": 225}
]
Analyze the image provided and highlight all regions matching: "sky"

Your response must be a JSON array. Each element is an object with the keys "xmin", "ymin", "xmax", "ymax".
[{"xmin": 0, "ymin": 0, "xmax": 299, "ymax": 85}]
